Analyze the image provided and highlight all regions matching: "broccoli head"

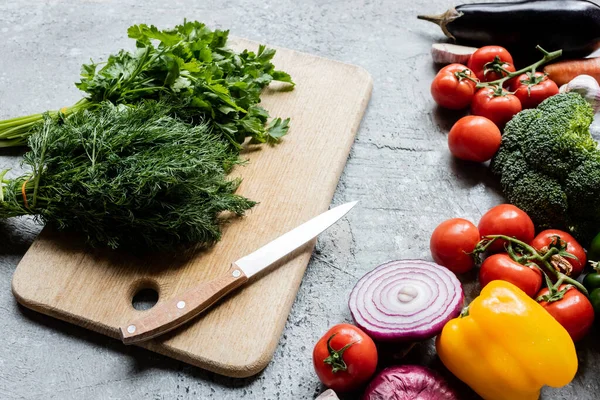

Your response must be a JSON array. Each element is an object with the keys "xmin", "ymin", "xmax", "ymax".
[{"xmin": 491, "ymin": 92, "xmax": 600, "ymax": 245}]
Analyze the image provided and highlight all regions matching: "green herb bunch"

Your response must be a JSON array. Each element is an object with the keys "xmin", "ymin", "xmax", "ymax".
[
  {"xmin": 0, "ymin": 20, "xmax": 294, "ymax": 148},
  {"xmin": 0, "ymin": 101, "xmax": 255, "ymax": 250}
]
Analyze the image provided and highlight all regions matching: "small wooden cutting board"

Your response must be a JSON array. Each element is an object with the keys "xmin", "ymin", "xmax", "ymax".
[{"xmin": 11, "ymin": 38, "xmax": 372, "ymax": 378}]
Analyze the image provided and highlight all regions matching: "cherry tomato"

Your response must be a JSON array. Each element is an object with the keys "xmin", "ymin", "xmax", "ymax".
[
  {"xmin": 313, "ymin": 324, "xmax": 378, "ymax": 392},
  {"xmin": 467, "ymin": 46, "xmax": 515, "ymax": 82},
  {"xmin": 479, "ymin": 253, "xmax": 542, "ymax": 297},
  {"xmin": 471, "ymin": 87, "xmax": 522, "ymax": 128},
  {"xmin": 430, "ymin": 218, "xmax": 480, "ymax": 274},
  {"xmin": 478, "ymin": 204, "xmax": 535, "ymax": 253},
  {"xmin": 530, "ymin": 229, "xmax": 586, "ymax": 278},
  {"xmin": 431, "ymin": 64, "xmax": 478, "ymax": 110},
  {"xmin": 537, "ymin": 285, "xmax": 594, "ymax": 342},
  {"xmin": 511, "ymin": 72, "xmax": 559, "ymax": 109},
  {"xmin": 448, "ymin": 116, "xmax": 501, "ymax": 162}
]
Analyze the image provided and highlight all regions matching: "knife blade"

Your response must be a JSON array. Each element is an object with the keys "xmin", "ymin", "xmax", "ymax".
[{"xmin": 120, "ymin": 201, "xmax": 358, "ymax": 344}]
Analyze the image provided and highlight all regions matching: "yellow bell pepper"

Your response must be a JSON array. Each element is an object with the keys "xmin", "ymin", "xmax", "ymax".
[{"xmin": 436, "ymin": 280, "xmax": 577, "ymax": 400}]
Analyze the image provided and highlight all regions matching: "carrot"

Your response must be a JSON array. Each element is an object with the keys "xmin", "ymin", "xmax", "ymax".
[{"xmin": 544, "ymin": 58, "xmax": 600, "ymax": 86}]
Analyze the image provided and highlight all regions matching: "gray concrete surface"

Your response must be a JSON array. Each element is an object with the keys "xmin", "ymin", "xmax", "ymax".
[{"xmin": 1, "ymin": 0, "xmax": 599, "ymax": 399}]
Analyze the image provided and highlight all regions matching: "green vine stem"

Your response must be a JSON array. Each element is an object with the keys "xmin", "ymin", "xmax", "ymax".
[
  {"xmin": 475, "ymin": 46, "xmax": 562, "ymax": 89},
  {"xmin": 474, "ymin": 234, "xmax": 589, "ymax": 296},
  {"xmin": 536, "ymin": 273, "xmax": 571, "ymax": 303}
]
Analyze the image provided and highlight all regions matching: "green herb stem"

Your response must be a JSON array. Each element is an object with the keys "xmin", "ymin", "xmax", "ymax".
[{"xmin": 0, "ymin": 98, "xmax": 93, "ymax": 147}]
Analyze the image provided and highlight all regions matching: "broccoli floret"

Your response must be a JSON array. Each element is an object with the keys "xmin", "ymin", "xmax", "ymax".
[
  {"xmin": 501, "ymin": 109, "xmax": 542, "ymax": 151},
  {"xmin": 565, "ymin": 156, "xmax": 600, "ymax": 220},
  {"xmin": 492, "ymin": 92, "xmax": 600, "ymax": 245},
  {"xmin": 494, "ymin": 151, "xmax": 568, "ymax": 228},
  {"xmin": 503, "ymin": 171, "xmax": 568, "ymax": 229},
  {"xmin": 492, "ymin": 150, "xmax": 528, "ymax": 188},
  {"xmin": 518, "ymin": 94, "xmax": 595, "ymax": 180}
]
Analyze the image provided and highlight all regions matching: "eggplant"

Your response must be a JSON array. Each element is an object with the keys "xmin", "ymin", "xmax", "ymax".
[{"xmin": 418, "ymin": 0, "xmax": 600, "ymax": 59}]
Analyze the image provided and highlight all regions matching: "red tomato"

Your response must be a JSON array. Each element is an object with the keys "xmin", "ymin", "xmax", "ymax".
[
  {"xmin": 448, "ymin": 116, "xmax": 501, "ymax": 162},
  {"xmin": 479, "ymin": 254, "xmax": 542, "ymax": 297},
  {"xmin": 430, "ymin": 218, "xmax": 480, "ymax": 274},
  {"xmin": 478, "ymin": 204, "xmax": 535, "ymax": 253},
  {"xmin": 471, "ymin": 87, "xmax": 522, "ymax": 128},
  {"xmin": 313, "ymin": 324, "xmax": 378, "ymax": 392},
  {"xmin": 537, "ymin": 285, "xmax": 594, "ymax": 342},
  {"xmin": 467, "ymin": 46, "xmax": 515, "ymax": 82},
  {"xmin": 530, "ymin": 229, "xmax": 586, "ymax": 278},
  {"xmin": 511, "ymin": 72, "xmax": 559, "ymax": 109},
  {"xmin": 431, "ymin": 64, "xmax": 478, "ymax": 110}
]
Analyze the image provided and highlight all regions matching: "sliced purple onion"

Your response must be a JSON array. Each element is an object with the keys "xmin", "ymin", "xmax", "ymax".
[{"xmin": 348, "ymin": 260, "xmax": 463, "ymax": 342}]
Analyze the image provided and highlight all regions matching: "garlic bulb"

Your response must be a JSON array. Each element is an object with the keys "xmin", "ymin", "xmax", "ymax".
[{"xmin": 562, "ymin": 75, "xmax": 600, "ymax": 112}]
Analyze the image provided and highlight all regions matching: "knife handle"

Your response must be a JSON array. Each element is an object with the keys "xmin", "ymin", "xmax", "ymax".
[{"xmin": 120, "ymin": 265, "xmax": 248, "ymax": 344}]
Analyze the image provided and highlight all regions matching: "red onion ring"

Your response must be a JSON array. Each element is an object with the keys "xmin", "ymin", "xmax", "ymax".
[{"xmin": 348, "ymin": 259, "xmax": 464, "ymax": 342}]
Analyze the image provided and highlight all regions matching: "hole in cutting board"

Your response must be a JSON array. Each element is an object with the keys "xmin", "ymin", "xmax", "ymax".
[{"xmin": 132, "ymin": 287, "xmax": 159, "ymax": 311}]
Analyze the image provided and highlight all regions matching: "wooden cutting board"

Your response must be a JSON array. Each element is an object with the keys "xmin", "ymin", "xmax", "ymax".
[{"xmin": 11, "ymin": 38, "xmax": 372, "ymax": 378}]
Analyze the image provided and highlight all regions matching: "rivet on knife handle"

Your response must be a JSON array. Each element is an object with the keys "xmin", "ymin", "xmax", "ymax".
[{"xmin": 120, "ymin": 265, "xmax": 248, "ymax": 344}]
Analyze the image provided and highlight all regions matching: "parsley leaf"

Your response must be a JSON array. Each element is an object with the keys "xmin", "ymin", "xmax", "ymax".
[
  {"xmin": 72, "ymin": 20, "xmax": 295, "ymax": 147},
  {"xmin": 266, "ymin": 118, "xmax": 291, "ymax": 143}
]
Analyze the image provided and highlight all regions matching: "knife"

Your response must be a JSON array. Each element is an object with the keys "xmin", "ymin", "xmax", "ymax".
[{"xmin": 120, "ymin": 201, "xmax": 358, "ymax": 344}]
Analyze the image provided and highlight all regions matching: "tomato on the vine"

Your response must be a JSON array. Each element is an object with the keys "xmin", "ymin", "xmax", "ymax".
[
  {"xmin": 511, "ymin": 72, "xmax": 559, "ymax": 109},
  {"xmin": 313, "ymin": 324, "xmax": 377, "ymax": 392},
  {"xmin": 530, "ymin": 229, "xmax": 586, "ymax": 278},
  {"xmin": 537, "ymin": 285, "xmax": 594, "ymax": 342},
  {"xmin": 448, "ymin": 116, "xmax": 501, "ymax": 162},
  {"xmin": 430, "ymin": 218, "xmax": 480, "ymax": 274},
  {"xmin": 479, "ymin": 253, "xmax": 542, "ymax": 297},
  {"xmin": 471, "ymin": 87, "xmax": 522, "ymax": 128},
  {"xmin": 478, "ymin": 204, "xmax": 535, "ymax": 253},
  {"xmin": 430, "ymin": 64, "xmax": 478, "ymax": 110},
  {"xmin": 467, "ymin": 46, "xmax": 515, "ymax": 82}
]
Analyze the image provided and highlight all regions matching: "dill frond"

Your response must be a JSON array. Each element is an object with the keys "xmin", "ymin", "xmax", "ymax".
[{"xmin": 0, "ymin": 101, "xmax": 255, "ymax": 251}]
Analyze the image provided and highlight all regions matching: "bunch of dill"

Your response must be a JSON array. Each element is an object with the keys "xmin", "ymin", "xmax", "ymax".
[{"xmin": 0, "ymin": 101, "xmax": 254, "ymax": 250}]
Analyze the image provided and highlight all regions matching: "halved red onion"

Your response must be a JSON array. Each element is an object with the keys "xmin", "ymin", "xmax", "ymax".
[
  {"xmin": 363, "ymin": 365, "xmax": 458, "ymax": 400},
  {"xmin": 348, "ymin": 260, "xmax": 464, "ymax": 342}
]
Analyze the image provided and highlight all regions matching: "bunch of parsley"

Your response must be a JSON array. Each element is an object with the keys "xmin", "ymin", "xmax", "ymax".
[
  {"xmin": 0, "ymin": 20, "xmax": 293, "ymax": 147},
  {"xmin": 0, "ymin": 101, "xmax": 255, "ymax": 250}
]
